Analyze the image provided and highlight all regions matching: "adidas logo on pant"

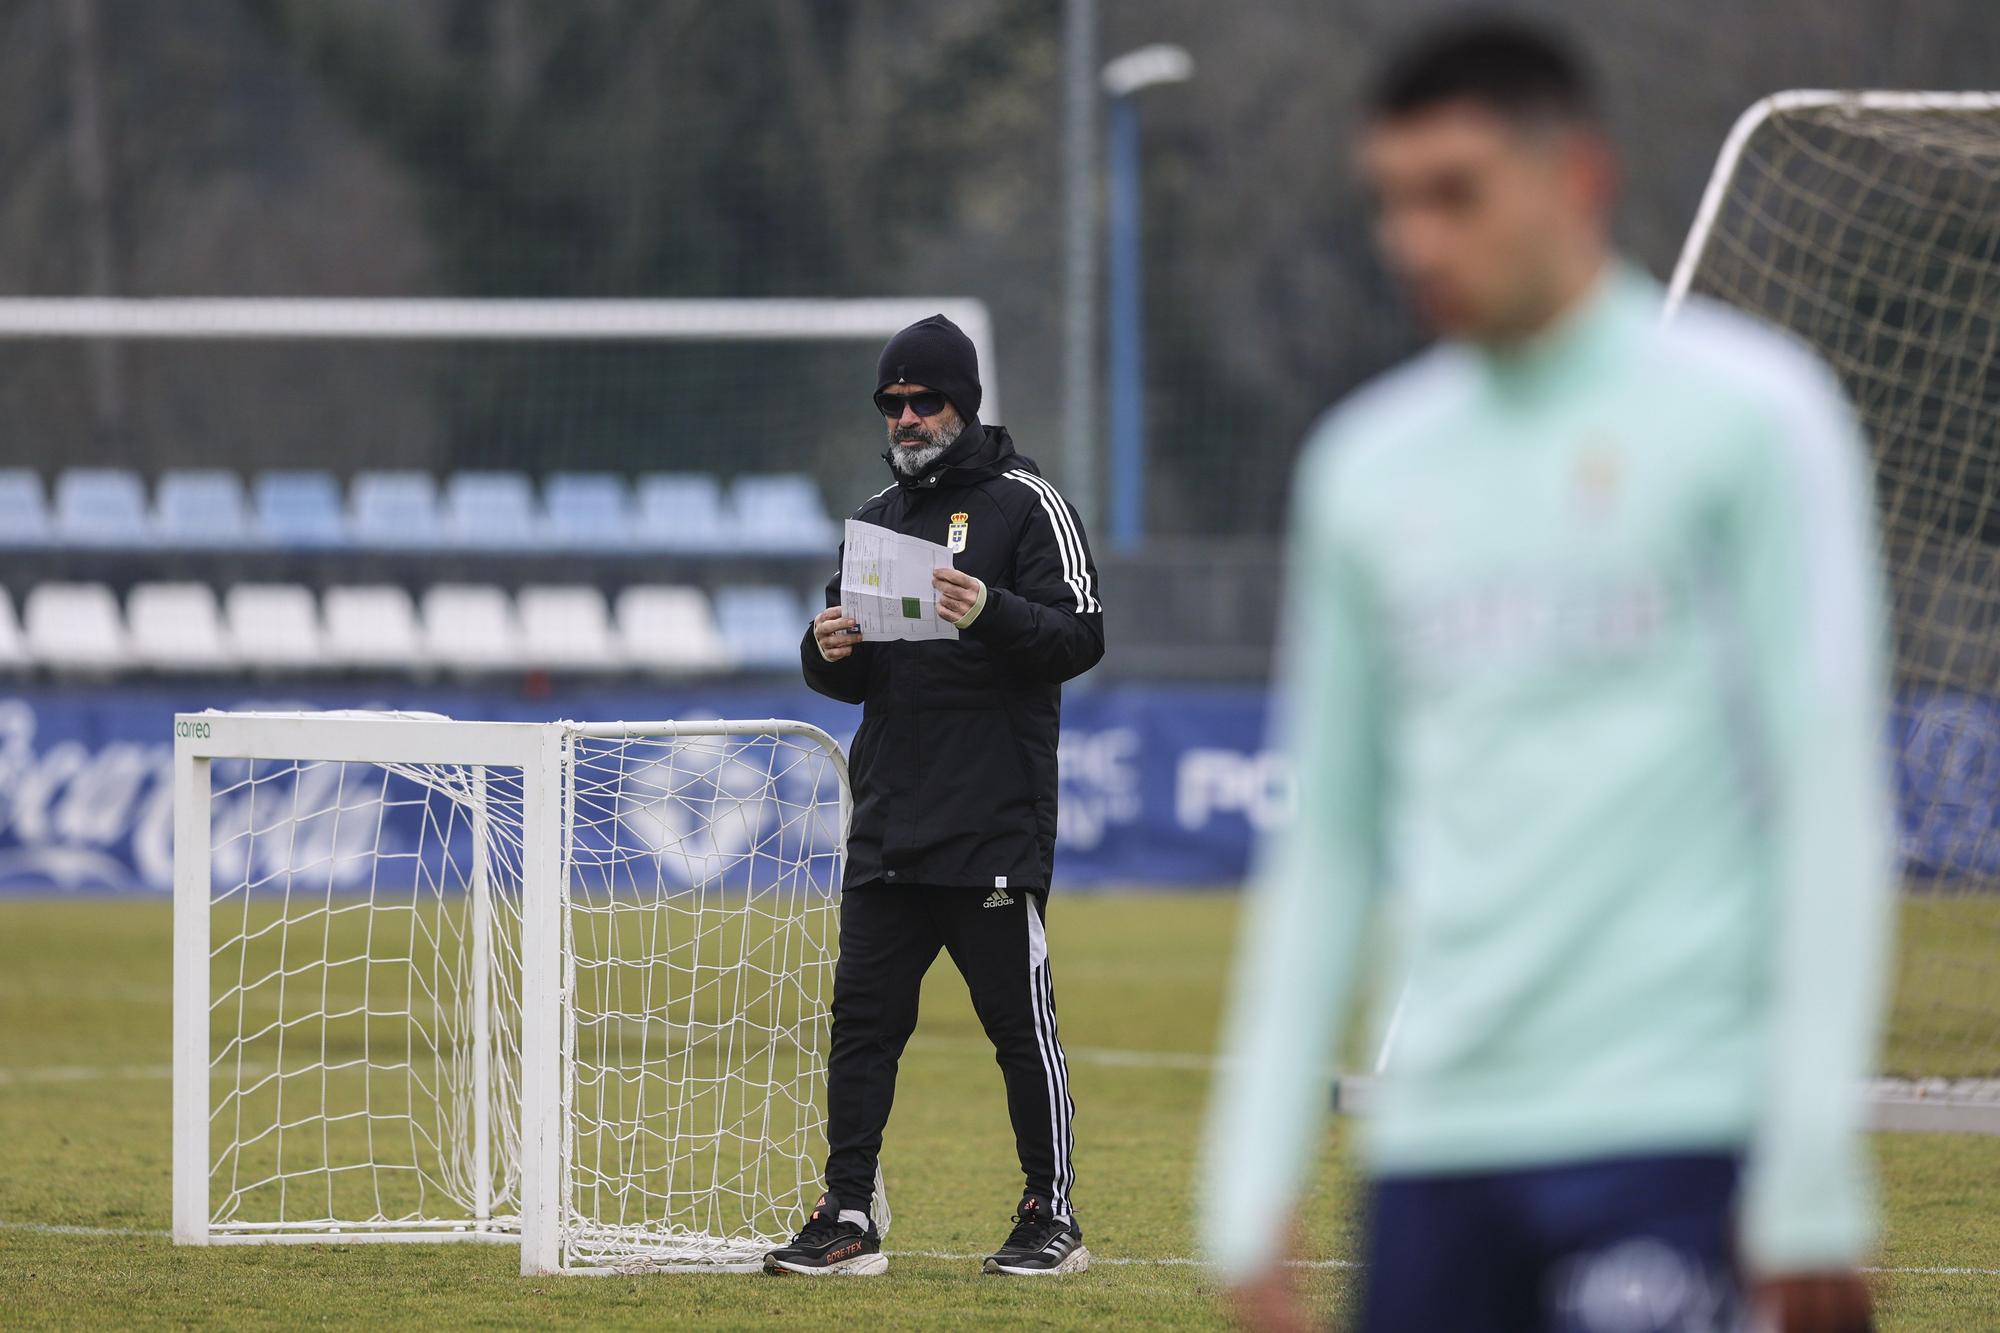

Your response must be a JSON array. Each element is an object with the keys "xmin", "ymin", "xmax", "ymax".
[{"xmin": 983, "ymin": 888, "xmax": 1014, "ymax": 908}]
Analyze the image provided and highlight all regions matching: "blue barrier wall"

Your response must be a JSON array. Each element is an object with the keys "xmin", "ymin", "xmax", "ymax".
[
  {"xmin": 0, "ymin": 683, "xmax": 1989, "ymax": 895},
  {"xmin": 0, "ymin": 683, "xmax": 1278, "ymax": 895}
]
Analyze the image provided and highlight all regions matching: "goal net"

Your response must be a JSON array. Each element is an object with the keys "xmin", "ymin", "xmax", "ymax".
[
  {"xmin": 1667, "ymin": 91, "xmax": 2000, "ymax": 1128},
  {"xmin": 172, "ymin": 710, "xmax": 868, "ymax": 1272}
]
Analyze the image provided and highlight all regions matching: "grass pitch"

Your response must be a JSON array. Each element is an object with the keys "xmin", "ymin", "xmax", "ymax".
[{"xmin": 2, "ymin": 894, "xmax": 1997, "ymax": 1330}]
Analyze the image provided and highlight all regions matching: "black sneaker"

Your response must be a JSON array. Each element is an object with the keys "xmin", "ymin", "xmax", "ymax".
[
  {"xmin": 982, "ymin": 1195, "xmax": 1090, "ymax": 1275},
  {"xmin": 763, "ymin": 1195, "xmax": 886, "ymax": 1276}
]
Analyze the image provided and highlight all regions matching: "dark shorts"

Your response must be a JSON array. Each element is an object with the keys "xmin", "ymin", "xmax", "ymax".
[{"xmin": 1360, "ymin": 1152, "xmax": 1745, "ymax": 1333}]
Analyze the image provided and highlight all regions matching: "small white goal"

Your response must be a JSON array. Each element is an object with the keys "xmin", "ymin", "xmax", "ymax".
[{"xmin": 171, "ymin": 709, "xmax": 880, "ymax": 1273}]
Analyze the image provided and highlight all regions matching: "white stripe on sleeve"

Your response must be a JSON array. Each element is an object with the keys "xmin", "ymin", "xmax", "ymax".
[{"xmin": 1003, "ymin": 469, "xmax": 1101, "ymax": 613}]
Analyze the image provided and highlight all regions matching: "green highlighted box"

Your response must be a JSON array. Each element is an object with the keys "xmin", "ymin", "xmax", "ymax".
[{"xmin": 902, "ymin": 596, "xmax": 922, "ymax": 619}]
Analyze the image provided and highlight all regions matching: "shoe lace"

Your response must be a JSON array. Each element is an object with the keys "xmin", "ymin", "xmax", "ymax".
[
  {"xmin": 794, "ymin": 1207, "xmax": 848, "ymax": 1246},
  {"xmin": 1002, "ymin": 1208, "xmax": 1058, "ymax": 1251}
]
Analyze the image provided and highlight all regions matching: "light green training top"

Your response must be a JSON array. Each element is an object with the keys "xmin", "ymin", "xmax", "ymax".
[{"xmin": 1201, "ymin": 264, "xmax": 1897, "ymax": 1278}]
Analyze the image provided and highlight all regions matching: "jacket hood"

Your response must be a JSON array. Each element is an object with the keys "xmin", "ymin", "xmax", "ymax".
[{"xmin": 880, "ymin": 418, "xmax": 1023, "ymax": 489}]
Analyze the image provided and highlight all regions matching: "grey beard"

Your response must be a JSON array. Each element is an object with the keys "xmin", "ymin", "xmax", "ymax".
[{"xmin": 887, "ymin": 418, "xmax": 962, "ymax": 476}]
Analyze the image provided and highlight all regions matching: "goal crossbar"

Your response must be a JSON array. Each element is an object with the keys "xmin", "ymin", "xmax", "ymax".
[{"xmin": 0, "ymin": 296, "xmax": 1002, "ymax": 421}]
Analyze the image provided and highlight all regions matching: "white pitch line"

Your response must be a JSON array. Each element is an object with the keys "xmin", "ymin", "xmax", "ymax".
[
  {"xmin": 0, "ymin": 1220, "xmax": 169, "ymax": 1238},
  {"xmin": 0, "ymin": 1221, "xmax": 1992, "ymax": 1279},
  {"xmin": 904, "ymin": 1035, "xmax": 1218, "ymax": 1071},
  {"xmin": 1065, "ymin": 1044, "xmax": 1218, "ymax": 1072},
  {"xmin": 884, "ymin": 1247, "xmax": 1359, "ymax": 1270},
  {"xmin": 0, "ymin": 1043, "xmax": 1220, "ymax": 1088},
  {"xmin": 0, "ymin": 1062, "xmax": 173, "ymax": 1085},
  {"xmin": 14, "ymin": 1049, "xmax": 1994, "ymax": 1099}
]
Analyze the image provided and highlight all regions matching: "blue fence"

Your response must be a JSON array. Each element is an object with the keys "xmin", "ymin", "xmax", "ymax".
[{"xmin": 0, "ymin": 684, "xmax": 1991, "ymax": 895}]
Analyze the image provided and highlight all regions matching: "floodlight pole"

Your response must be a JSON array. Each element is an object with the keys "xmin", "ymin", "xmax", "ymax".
[
  {"xmin": 1102, "ymin": 44, "xmax": 1192, "ymax": 554},
  {"xmin": 1061, "ymin": 0, "xmax": 1100, "ymax": 526}
]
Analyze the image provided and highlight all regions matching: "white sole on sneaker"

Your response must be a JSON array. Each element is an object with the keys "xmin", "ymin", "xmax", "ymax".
[
  {"xmin": 764, "ymin": 1251, "xmax": 889, "ymax": 1277},
  {"xmin": 983, "ymin": 1244, "xmax": 1091, "ymax": 1276}
]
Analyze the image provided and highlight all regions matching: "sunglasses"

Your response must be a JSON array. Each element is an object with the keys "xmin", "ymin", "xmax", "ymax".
[{"xmin": 874, "ymin": 389, "xmax": 949, "ymax": 420}]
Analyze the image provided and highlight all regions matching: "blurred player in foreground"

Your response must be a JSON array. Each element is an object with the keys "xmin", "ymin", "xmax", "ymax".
[{"xmin": 1201, "ymin": 17, "xmax": 1894, "ymax": 1333}]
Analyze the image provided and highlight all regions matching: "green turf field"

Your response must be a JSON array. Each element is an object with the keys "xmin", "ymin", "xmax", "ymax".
[{"xmin": 2, "ymin": 895, "xmax": 1997, "ymax": 1330}]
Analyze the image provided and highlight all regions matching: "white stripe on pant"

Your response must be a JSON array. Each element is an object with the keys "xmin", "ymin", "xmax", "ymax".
[{"xmin": 1027, "ymin": 900, "xmax": 1078, "ymax": 1220}]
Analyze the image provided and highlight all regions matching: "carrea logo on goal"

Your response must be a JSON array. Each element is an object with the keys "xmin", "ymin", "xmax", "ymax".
[{"xmin": 174, "ymin": 719, "xmax": 212, "ymax": 740}]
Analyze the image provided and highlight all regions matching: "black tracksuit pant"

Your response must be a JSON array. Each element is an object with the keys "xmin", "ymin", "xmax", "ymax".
[{"xmin": 822, "ymin": 881, "xmax": 1078, "ymax": 1221}]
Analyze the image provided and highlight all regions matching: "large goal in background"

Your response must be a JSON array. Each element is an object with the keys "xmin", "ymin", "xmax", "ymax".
[
  {"xmin": 0, "ymin": 296, "xmax": 999, "ymax": 492},
  {"xmin": 171, "ymin": 710, "xmax": 878, "ymax": 1273},
  {"xmin": 1667, "ymin": 91, "xmax": 2000, "ymax": 1131}
]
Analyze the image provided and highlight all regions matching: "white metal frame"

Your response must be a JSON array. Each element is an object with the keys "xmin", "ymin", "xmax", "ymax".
[
  {"xmin": 171, "ymin": 710, "xmax": 855, "ymax": 1275},
  {"xmin": 1652, "ymin": 91, "xmax": 2000, "ymax": 1136},
  {"xmin": 0, "ymin": 296, "xmax": 1002, "ymax": 422},
  {"xmin": 1664, "ymin": 90, "xmax": 2000, "ymax": 317}
]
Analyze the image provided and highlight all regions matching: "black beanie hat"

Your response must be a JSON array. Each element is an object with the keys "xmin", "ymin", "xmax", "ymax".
[{"xmin": 875, "ymin": 313, "xmax": 982, "ymax": 419}]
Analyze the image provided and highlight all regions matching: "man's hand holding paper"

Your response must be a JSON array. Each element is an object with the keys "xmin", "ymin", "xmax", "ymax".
[{"xmin": 839, "ymin": 518, "xmax": 961, "ymax": 643}]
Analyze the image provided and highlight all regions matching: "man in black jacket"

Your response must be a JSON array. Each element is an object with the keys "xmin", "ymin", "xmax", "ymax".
[{"xmin": 763, "ymin": 314, "xmax": 1103, "ymax": 1278}]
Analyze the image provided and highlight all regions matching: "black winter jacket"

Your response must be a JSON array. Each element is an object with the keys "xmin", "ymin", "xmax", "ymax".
[{"xmin": 801, "ymin": 419, "xmax": 1104, "ymax": 891}]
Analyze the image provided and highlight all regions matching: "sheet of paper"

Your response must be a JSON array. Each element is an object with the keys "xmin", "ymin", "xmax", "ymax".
[{"xmin": 841, "ymin": 518, "xmax": 959, "ymax": 642}]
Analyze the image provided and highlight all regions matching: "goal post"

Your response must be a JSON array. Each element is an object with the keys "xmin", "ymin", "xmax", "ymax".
[
  {"xmin": 1666, "ymin": 91, "xmax": 2000, "ymax": 1132},
  {"xmin": 171, "ymin": 709, "xmax": 868, "ymax": 1273}
]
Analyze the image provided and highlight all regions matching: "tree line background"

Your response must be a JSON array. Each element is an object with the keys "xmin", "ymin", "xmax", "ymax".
[{"xmin": 0, "ymin": 0, "xmax": 1994, "ymax": 537}]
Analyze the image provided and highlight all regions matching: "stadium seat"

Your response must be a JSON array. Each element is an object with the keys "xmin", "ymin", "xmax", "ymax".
[
  {"xmin": 155, "ymin": 470, "xmax": 250, "ymax": 547},
  {"xmin": 634, "ymin": 473, "xmax": 733, "ymax": 552},
  {"xmin": 252, "ymin": 471, "xmax": 348, "ymax": 548},
  {"xmin": 544, "ymin": 472, "xmax": 635, "ymax": 550},
  {"xmin": 421, "ymin": 584, "xmax": 522, "ymax": 673},
  {"xmin": 53, "ymin": 468, "xmax": 151, "ymax": 547},
  {"xmin": 714, "ymin": 585, "xmax": 808, "ymax": 670},
  {"xmin": 615, "ymin": 585, "xmax": 732, "ymax": 674},
  {"xmin": 224, "ymin": 584, "xmax": 323, "ymax": 670},
  {"xmin": 323, "ymin": 585, "xmax": 425, "ymax": 669},
  {"xmin": 729, "ymin": 473, "xmax": 837, "ymax": 553},
  {"xmin": 23, "ymin": 582, "xmax": 131, "ymax": 672},
  {"xmin": 128, "ymin": 583, "xmax": 232, "ymax": 671},
  {"xmin": 442, "ymin": 471, "xmax": 543, "ymax": 549},
  {"xmin": 0, "ymin": 587, "xmax": 28, "ymax": 670},
  {"xmin": 517, "ymin": 585, "xmax": 621, "ymax": 671},
  {"xmin": 0, "ymin": 470, "xmax": 52, "ymax": 546},
  {"xmin": 349, "ymin": 471, "xmax": 441, "ymax": 549}
]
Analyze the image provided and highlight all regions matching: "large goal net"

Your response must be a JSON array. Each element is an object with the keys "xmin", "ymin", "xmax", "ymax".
[
  {"xmin": 1667, "ymin": 92, "xmax": 2000, "ymax": 1128},
  {"xmin": 172, "ymin": 710, "xmax": 864, "ymax": 1272}
]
